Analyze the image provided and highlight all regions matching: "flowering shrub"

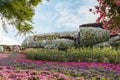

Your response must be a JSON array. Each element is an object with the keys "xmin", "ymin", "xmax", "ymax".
[
  {"xmin": 91, "ymin": 0, "xmax": 120, "ymax": 33},
  {"xmin": 24, "ymin": 47, "xmax": 120, "ymax": 63}
]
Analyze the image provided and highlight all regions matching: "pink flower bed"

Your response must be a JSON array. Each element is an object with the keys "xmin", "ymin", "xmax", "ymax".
[
  {"xmin": 0, "ymin": 53, "xmax": 119, "ymax": 79},
  {"xmin": 15, "ymin": 54, "xmax": 120, "ymax": 71},
  {"xmin": 0, "ymin": 66, "xmax": 82, "ymax": 80},
  {"xmin": 0, "ymin": 53, "xmax": 9, "ymax": 59}
]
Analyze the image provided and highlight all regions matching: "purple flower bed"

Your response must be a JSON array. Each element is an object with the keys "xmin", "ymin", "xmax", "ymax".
[
  {"xmin": 0, "ymin": 53, "xmax": 119, "ymax": 79},
  {"xmin": 15, "ymin": 54, "xmax": 120, "ymax": 71}
]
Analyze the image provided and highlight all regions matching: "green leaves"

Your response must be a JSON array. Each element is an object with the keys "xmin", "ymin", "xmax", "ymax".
[
  {"xmin": 16, "ymin": 22, "xmax": 33, "ymax": 36},
  {"xmin": 0, "ymin": 0, "xmax": 42, "ymax": 35},
  {"xmin": 24, "ymin": 47, "xmax": 120, "ymax": 63},
  {"xmin": 28, "ymin": 0, "xmax": 42, "ymax": 6}
]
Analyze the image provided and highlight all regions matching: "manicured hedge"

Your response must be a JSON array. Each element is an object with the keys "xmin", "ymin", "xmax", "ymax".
[{"xmin": 24, "ymin": 47, "xmax": 120, "ymax": 63}]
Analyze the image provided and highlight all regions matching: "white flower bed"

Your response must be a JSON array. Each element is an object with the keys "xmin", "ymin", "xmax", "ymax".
[
  {"xmin": 22, "ymin": 27, "xmax": 110, "ymax": 48},
  {"xmin": 22, "ymin": 36, "xmax": 74, "ymax": 49}
]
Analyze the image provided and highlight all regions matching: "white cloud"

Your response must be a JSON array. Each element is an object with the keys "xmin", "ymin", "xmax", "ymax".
[
  {"xmin": 0, "ymin": 36, "xmax": 20, "ymax": 45},
  {"xmin": 55, "ymin": 0, "xmax": 99, "ymax": 29},
  {"xmin": 77, "ymin": 5, "xmax": 99, "ymax": 23},
  {"xmin": 0, "ymin": 22, "xmax": 21, "ymax": 45},
  {"xmin": 56, "ymin": 13, "xmax": 82, "ymax": 28},
  {"xmin": 41, "ymin": 0, "xmax": 50, "ymax": 5}
]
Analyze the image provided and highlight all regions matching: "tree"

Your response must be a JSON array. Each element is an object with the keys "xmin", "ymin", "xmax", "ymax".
[
  {"xmin": 0, "ymin": 0, "xmax": 42, "ymax": 35},
  {"xmin": 91, "ymin": 0, "xmax": 120, "ymax": 34}
]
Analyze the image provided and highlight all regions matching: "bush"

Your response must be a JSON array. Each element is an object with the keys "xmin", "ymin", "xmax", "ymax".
[{"xmin": 24, "ymin": 47, "xmax": 120, "ymax": 63}]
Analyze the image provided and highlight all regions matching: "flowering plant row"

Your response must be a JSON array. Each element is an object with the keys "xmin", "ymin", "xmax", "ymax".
[
  {"xmin": 0, "ymin": 53, "xmax": 120, "ymax": 79},
  {"xmin": 0, "ymin": 66, "xmax": 78, "ymax": 80},
  {"xmin": 1, "ymin": 65, "xmax": 119, "ymax": 80}
]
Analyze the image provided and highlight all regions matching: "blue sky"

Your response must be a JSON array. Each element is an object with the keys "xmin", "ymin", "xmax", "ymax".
[{"xmin": 0, "ymin": 0, "xmax": 99, "ymax": 44}]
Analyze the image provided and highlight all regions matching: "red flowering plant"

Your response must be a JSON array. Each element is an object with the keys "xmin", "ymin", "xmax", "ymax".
[
  {"xmin": 91, "ymin": 0, "xmax": 120, "ymax": 35},
  {"xmin": 114, "ymin": 0, "xmax": 120, "ymax": 6}
]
